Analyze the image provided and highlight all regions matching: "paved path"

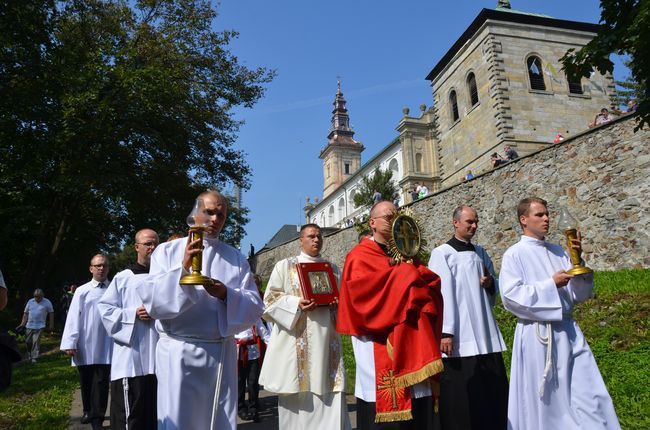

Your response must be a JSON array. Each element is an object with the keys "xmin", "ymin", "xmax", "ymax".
[
  {"xmin": 69, "ymin": 388, "xmax": 358, "ymax": 429},
  {"xmin": 68, "ymin": 388, "xmax": 109, "ymax": 429}
]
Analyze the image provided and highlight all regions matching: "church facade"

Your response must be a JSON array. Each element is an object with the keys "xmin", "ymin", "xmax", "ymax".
[{"xmin": 306, "ymin": 2, "xmax": 615, "ymax": 228}]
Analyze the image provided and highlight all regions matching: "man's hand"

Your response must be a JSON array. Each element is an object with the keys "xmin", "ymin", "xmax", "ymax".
[
  {"xmin": 553, "ymin": 270, "xmax": 573, "ymax": 288},
  {"xmin": 299, "ymin": 299, "xmax": 317, "ymax": 312},
  {"xmin": 329, "ymin": 297, "xmax": 339, "ymax": 308},
  {"xmin": 136, "ymin": 305, "xmax": 152, "ymax": 321},
  {"xmin": 440, "ymin": 337, "xmax": 453, "ymax": 356},
  {"xmin": 182, "ymin": 237, "xmax": 203, "ymax": 272},
  {"xmin": 570, "ymin": 231, "xmax": 583, "ymax": 255},
  {"xmin": 203, "ymin": 279, "xmax": 227, "ymax": 300},
  {"xmin": 64, "ymin": 349, "xmax": 77, "ymax": 357}
]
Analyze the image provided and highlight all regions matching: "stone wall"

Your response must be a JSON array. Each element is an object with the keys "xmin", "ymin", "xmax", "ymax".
[{"xmin": 252, "ymin": 115, "xmax": 649, "ymax": 279}]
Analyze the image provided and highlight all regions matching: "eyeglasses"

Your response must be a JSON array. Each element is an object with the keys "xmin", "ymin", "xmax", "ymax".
[
  {"xmin": 136, "ymin": 242, "xmax": 157, "ymax": 248},
  {"xmin": 91, "ymin": 264, "xmax": 109, "ymax": 268}
]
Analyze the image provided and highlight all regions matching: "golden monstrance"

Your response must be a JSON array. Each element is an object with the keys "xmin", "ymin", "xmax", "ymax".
[{"xmin": 386, "ymin": 207, "xmax": 428, "ymax": 264}]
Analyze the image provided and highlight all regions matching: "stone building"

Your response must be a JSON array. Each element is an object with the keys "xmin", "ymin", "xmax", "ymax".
[{"xmin": 306, "ymin": 1, "xmax": 615, "ymax": 229}]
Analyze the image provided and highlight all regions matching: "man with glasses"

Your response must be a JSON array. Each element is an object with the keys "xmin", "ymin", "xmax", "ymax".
[
  {"xmin": 337, "ymin": 201, "xmax": 443, "ymax": 429},
  {"xmin": 61, "ymin": 254, "xmax": 112, "ymax": 430},
  {"xmin": 98, "ymin": 229, "xmax": 160, "ymax": 430}
]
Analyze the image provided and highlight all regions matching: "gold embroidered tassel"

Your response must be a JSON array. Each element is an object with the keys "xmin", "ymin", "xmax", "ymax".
[
  {"xmin": 393, "ymin": 359, "xmax": 444, "ymax": 389},
  {"xmin": 375, "ymin": 409, "xmax": 413, "ymax": 423}
]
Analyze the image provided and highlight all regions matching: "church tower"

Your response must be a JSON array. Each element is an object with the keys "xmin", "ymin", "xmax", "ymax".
[{"xmin": 320, "ymin": 82, "xmax": 364, "ymax": 198}]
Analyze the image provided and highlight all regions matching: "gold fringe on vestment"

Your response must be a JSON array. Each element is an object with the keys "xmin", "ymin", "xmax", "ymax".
[
  {"xmin": 393, "ymin": 359, "xmax": 444, "ymax": 389},
  {"xmin": 375, "ymin": 409, "xmax": 413, "ymax": 423}
]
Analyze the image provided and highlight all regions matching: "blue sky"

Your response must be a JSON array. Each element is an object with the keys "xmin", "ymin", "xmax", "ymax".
[{"xmin": 214, "ymin": 0, "xmax": 629, "ymax": 254}]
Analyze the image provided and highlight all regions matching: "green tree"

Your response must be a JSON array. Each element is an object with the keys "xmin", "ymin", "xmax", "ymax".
[
  {"xmin": 352, "ymin": 167, "xmax": 399, "ymax": 210},
  {"xmin": 614, "ymin": 59, "xmax": 643, "ymax": 107},
  {"xmin": 0, "ymin": 0, "xmax": 273, "ymax": 304},
  {"xmin": 560, "ymin": 0, "xmax": 649, "ymax": 129}
]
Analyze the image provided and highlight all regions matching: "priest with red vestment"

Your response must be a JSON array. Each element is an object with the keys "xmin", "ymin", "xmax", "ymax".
[{"xmin": 337, "ymin": 201, "xmax": 444, "ymax": 429}]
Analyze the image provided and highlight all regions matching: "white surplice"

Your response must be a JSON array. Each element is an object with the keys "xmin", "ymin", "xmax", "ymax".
[
  {"xmin": 136, "ymin": 237, "xmax": 263, "ymax": 430},
  {"xmin": 97, "ymin": 270, "xmax": 158, "ymax": 380},
  {"xmin": 60, "ymin": 280, "xmax": 112, "ymax": 365},
  {"xmin": 499, "ymin": 235, "xmax": 620, "ymax": 430},
  {"xmin": 428, "ymin": 243, "xmax": 506, "ymax": 357},
  {"xmin": 259, "ymin": 252, "xmax": 350, "ymax": 430}
]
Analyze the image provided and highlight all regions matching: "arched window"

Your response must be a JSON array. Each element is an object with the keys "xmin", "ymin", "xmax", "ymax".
[
  {"xmin": 338, "ymin": 198, "xmax": 345, "ymax": 221},
  {"xmin": 467, "ymin": 72, "xmax": 479, "ymax": 106},
  {"xmin": 328, "ymin": 206, "xmax": 334, "ymax": 226},
  {"xmin": 388, "ymin": 158, "xmax": 399, "ymax": 176},
  {"xmin": 449, "ymin": 90, "xmax": 459, "ymax": 122},
  {"xmin": 319, "ymin": 213, "xmax": 325, "ymax": 227},
  {"xmin": 527, "ymin": 56, "xmax": 546, "ymax": 91},
  {"xmin": 415, "ymin": 153, "xmax": 423, "ymax": 172},
  {"xmin": 350, "ymin": 190, "xmax": 357, "ymax": 208}
]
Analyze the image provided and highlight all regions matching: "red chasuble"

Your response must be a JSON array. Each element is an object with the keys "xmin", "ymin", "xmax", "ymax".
[{"xmin": 337, "ymin": 238, "xmax": 444, "ymax": 422}]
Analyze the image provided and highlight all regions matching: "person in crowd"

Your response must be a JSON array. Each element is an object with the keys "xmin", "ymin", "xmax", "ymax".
[
  {"xmin": 428, "ymin": 206, "xmax": 508, "ymax": 429},
  {"xmin": 503, "ymin": 145, "xmax": 519, "ymax": 161},
  {"xmin": 589, "ymin": 107, "xmax": 613, "ymax": 127},
  {"xmin": 18, "ymin": 288, "xmax": 54, "ymax": 363},
  {"xmin": 236, "ymin": 316, "xmax": 270, "ymax": 423},
  {"xmin": 98, "ymin": 228, "xmax": 160, "ymax": 430},
  {"xmin": 410, "ymin": 187, "xmax": 419, "ymax": 203},
  {"xmin": 373, "ymin": 190, "xmax": 382, "ymax": 204},
  {"xmin": 499, "ymin": 197, "xmax": 620, "ymax": 429},
  {"xmin": 0, "ymin": 268, "xmax": 21, "ymax": 392},
  {"xmin": 490, "ymin": 152, "xmax": 507, "ymax": 168},
  {"xmin": 418, "ymin": 183, "xmax": 429, "ymax": 199},
  {"xmin": 259, "ymin": 224, "xmax": 350, "ymax": 429},
  {"xmin": 136, "ymin": 190, "xmax": 263, "ymax": 430},
  {"xmin": 337, "ymin": 201, "xmax": 443, "ymax": 429},
  {"xmin": 61, "ymin": 254, "xmax": 113, "ymax": 430}
]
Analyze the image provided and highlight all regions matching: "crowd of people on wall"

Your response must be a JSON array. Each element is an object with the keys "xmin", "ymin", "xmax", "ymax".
[{"xmin": 0, "ymin": 190, "xmax": 623, "ymax": 430}]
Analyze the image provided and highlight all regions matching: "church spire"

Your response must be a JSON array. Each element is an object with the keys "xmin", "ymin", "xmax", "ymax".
[
  {"xmin": 330, "ymin": 80, "xmax": 353, "ymax": 136},
  {"xmin": 320, "ymin": 80, "xmax": 364, "ymax": 199}
]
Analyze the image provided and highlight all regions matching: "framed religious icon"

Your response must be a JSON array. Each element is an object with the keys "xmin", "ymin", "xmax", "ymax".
[{"xmin": 296, "ymin": 262, "xmax": 339, "ymax": 306}]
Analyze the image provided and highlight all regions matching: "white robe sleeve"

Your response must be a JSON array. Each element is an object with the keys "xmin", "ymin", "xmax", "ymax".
[
  {"xmin": 257, "ymin": 320, "xmax": 271, "ymax": 344},
  {"xmin": 263, "ymin": 261, "xmax": 301, "ymax": 331},
  {"xmin": 98, "ymin": 275, "xmax": 137, "ymax": 346},
  {"xmin": 478, "ymin": 246, "xmax": 499, "ymax": 306},
  {"xmin": 137, "ymin": 243, "xmax": 199, "ymax": 320},
  {"xmin": 428, "ymin": 248, "xmax": 457, "ymax": 336},
  {"xmin": 565, "ymin": 272, "xmax": 594, "ymax": 303},
  {"xmin": 218, "ymin": 265, "xmax": 264, "ymax": 336},
  {"xmin": 499, "ymin": 250, "xmax": 563, "ymax": 321},
  {"xmin": 60, "ymin": 290, "xmax": 82, "ymax": 350}
]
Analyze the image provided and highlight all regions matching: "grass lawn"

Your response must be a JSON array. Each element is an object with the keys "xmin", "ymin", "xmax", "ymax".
[
  {"xmin": 0, "ymin": 332, "xmax": 77, "ymax": 430},
  {"xmin": 342, "ymin": 268, "xmax": 650, "ymax": 430}
]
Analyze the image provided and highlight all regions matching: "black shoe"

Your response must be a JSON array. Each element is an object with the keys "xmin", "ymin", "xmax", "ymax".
[
  {"xmin": 238, "ymin": 411, "xmax": 248, "ymax": 421},
  {"xmin": 91, "ymin": 419, "xmax": 103, "ymax": 430},
  {"xmin": 80, "ymin": 413, "xmax": 91, "ymax": 424},
  {"xmin": 251, "ymin": 413, "xmax": 261, "ymax": 423}
]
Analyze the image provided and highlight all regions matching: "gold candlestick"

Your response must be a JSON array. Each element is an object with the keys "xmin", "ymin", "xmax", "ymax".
[
  {"xmin": 557, "ymin": 206, "xmax": 593, "ymax": 276},
  {"xmin": 180, "ymin": 197, "xmax": 214, "ymax": 285}
]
